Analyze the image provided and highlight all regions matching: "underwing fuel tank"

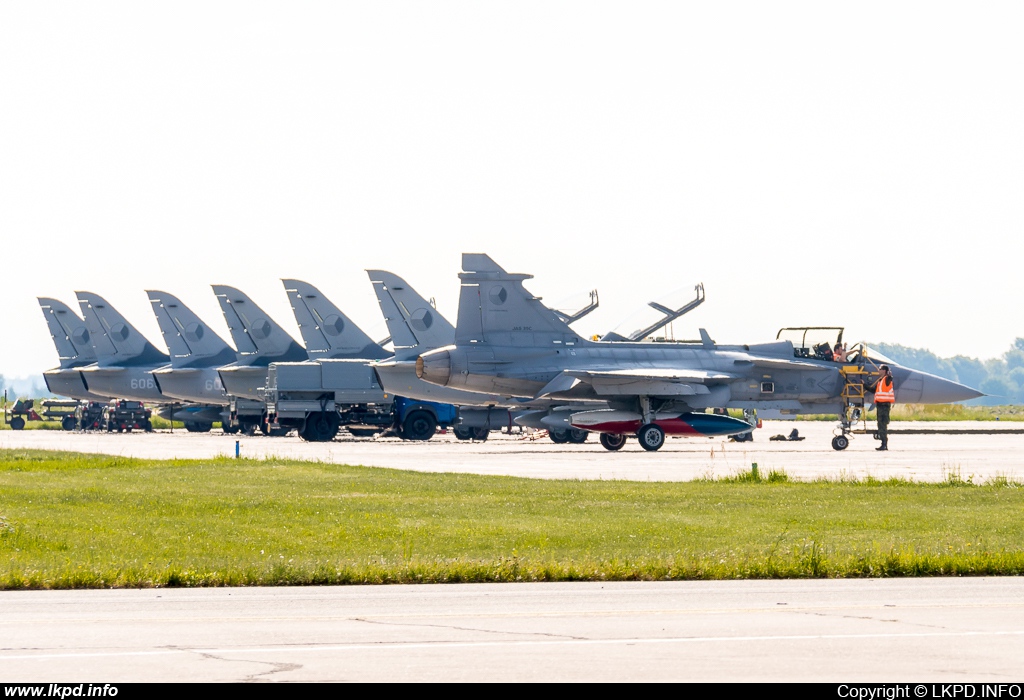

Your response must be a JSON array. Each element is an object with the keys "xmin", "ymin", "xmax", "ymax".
[{"xmin": 570, "ymin": 409, "xmax": 752, "ymax": 437}]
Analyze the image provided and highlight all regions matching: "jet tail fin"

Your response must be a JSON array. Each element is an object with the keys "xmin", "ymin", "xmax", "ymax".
[
  {"xmin": 281, "ymin": 280, "xmax": 390, "ymax": 360},
  {"xmin": 38, "ymin": 297, "xmax": 97, "ymax": 368},
  {"xmin": 455, "ymin": 254, "xmax": 584, "ymax": 346},
  {"xmin": 147, "ymin": 291, "xmax": 237, "ymax": 369},
  {"xmin": 76, "ymin": 292, "xmax": 169, "ymax": 366},
  {"xmin": 211, "ymin": 285, "xmax": 307, "ymax": 366},
  {"xmin": 367, "ymin": 270, "xmax": 455, "ymax": 360}
]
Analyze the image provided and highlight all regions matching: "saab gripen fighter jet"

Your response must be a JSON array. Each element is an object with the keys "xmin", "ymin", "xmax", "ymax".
[
  {"xmin": 74, "ymin": 292, "xmax": 170, "ymax": 403},
  {"xmin": 212, "ymin": 285, "xmax": 307, "ymax": 403},
  {"xmin": 282, "ymin": 279, "xmax": 391, "ymax": 361},
  {"xmin": 38, "ymin": 298, "xmax": 108, "ymax": 401},
  {"xmin": 416, "ymin": 254, "xmax": 984, "ymax": 452},
  {"xmin": 147, "ymin": 291, "xmax": 237, "ymax": 430}
]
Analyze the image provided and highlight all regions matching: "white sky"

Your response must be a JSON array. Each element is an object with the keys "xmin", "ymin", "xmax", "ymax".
[{"xmin": 3, "ymin": 2, "xmax": 1022, "ymax": 377}]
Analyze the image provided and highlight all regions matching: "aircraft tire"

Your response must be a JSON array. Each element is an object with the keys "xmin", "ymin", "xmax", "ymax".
[
  {"xmin": 549, "ymin": 429, "xmax": 569, "ymax": 444},
  {"xmin": 471, "ymin": 427, "xmax": 489, "ymax": 441},
  {"xmin": 567, "ymin": 428, "xmax": 589, "ymax": 444},
  {"xmin": 402, "ymin": 410, "xmax": 437, "ymax": 441},
  {"xmin": 599, "ymin": 433, "xmax": 627, "ymax": 451},
  {"xmin": 637, "ymin": 423, "xmax": 665, "ymax": 452},
  {"xmin": 831, "ymin": 435, "xmax": 849, "ymax": 451},
  {"xmin": 10, "ymin": 417, "xmax": 25, "ymax": 431},
  {"xmin": 453, "ymin": 426, "xmax": 473, "ymax": 441},
  {"xmin": 222, "ymin": 423, "xmax": 240, "ymax": 435},
  {"xmin": 62, "ymin": 416, "xmax": 76, "ymax": 431}
]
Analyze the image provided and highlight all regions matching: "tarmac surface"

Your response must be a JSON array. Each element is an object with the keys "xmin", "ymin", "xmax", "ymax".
[
  {"xmin": 2, "ymin": 420, "xmax": 1024, "ymax": 482},
  {"xmin": 2, "ymin": 578, "xmax": 1022, "ymax": 682}
]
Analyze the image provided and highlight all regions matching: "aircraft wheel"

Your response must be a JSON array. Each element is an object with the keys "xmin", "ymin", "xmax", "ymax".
[
  {"xmin": 453, "ymin": 426, "xmax": 473, "ymax": 441},
  {"xmin": 549, "ymin": 429, "xmax": 569, "ymax": 444},
  {"xmin": 637, "ymin": 423, "xmax": 665, "ymax": 452},
  {"xmin": 184, "ymin": 421, "xmax": 201, "ymax": 433},
  {"xmin": 599, "ymin": 433, "xmax": 627, "ymax": 451},
  {"xmin": 222, "ymin": 423, "xmax": 240, "ymax": 435},
  {"xmin": 10, "ymin": 417, "xmax": 25, "ymax": 431},
  {"xmin": 831, "ymin": 435, "xmax": 849, "ymax": 451},
  {"xmin": 402, "ymin": 410, "xmax": 437, "ymax": 441},
  {"xmin": 471, "ymin": 427, "xmax": 489, "ymax": 441},
  {"xmin": 62, "ymin": 416, "xmax": 76, "ymax": 431},
  {"xmin": 567, "ymin": 428, "xmax": 589, "ymax": 444},
  {"xmin": 731, "ymin": 431, "xmax": 753, "ymax": 442}
]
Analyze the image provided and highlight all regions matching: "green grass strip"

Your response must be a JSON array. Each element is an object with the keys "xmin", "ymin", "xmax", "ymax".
[{"xmin": 1, "ymin": 449, "xmax": 1023, "ymax": 589}]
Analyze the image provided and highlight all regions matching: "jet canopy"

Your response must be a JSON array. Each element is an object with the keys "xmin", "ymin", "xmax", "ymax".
[
  {"xmin": 603, "ymin": 284, "xmax": 705, "ymax": 342},
  {"xmin": 777, "ymin": 327, "xmax": 845, "ymax": 360}
]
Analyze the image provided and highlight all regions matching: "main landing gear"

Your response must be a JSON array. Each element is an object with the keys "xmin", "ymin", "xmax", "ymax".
[{"xmin": 636, "ymin": 397, "xmax": 666, "ymax": 452}]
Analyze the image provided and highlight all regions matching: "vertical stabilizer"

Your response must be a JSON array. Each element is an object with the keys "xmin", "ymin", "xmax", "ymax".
[
  {"xmin": 281, "ymin": 279, "xmax": 389, "ymax": 360},
  {"xmin": 212, "ymin": 285, "xmax": 307, "ymax": 366},
  {"xmin": 147, "ymin": 291, "xmax": 237, "ymax": 369},
  {"xmin": 456, "ymin": 254, "xmax": 583, "ymax": 346},
  {"xmin": 367, "ymin": 270, "xmax": 455, "ymax": 360},
  {"xmin": 76, "ymin": 292, "xmax": 170, "ymax": 367},
  {"xmin": 38, "ymin": 298, "xmax": 97, "ymax": 368}
]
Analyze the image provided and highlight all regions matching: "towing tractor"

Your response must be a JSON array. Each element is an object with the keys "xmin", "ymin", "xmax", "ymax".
[
  {"xmin": 103, "ymin": 400, "xmax": 153, "ymax": 433},
  {"xmin": 265, "ymin": 359, "xmax": 458, "ymax": 442}
]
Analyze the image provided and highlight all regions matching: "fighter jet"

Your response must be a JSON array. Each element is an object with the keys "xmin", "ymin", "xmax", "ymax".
[
  {"xmin": 415, "ymin": 254, "xmax": 984, "ymax": 451},
  {"xmin": 75, "ymin": 292, "xmax": 171, "ymax": 403},
  {"xmin": 147, "ymin": 290, "xmax": 238, "ymax": 430},
  {"xmin": 212, "ymin": 285, "xmax": 308, "ymax": 399},
  {"xmin": 282, "ymin": 279, "xmax": 391, "ymax": 360},
  {"xmin": 38, "ymin": 298, "xmax": 108, "ymax": 401}
]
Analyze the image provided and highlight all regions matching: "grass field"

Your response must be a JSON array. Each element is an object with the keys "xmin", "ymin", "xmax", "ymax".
[{"xmin": 1, "ymin": 449, "xmax": 1023, "ymax": 589}]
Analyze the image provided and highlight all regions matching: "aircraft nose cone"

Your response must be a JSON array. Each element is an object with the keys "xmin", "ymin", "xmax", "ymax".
[{"xmin": 917, "ymin": 374, "xmax": 985, "ymax": 404}]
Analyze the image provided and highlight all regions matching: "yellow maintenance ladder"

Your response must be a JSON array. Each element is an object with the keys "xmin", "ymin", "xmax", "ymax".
[{"xmin": 831, "ymin": 357, "xmax": 881, "ymax": 450}]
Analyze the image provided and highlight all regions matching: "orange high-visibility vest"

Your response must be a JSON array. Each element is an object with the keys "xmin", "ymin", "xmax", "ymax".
[{"xmin": 874, "ymin": 376, "xmax": 895, "ymax": 403}]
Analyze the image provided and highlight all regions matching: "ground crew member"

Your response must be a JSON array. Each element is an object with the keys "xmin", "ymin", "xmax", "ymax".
[{"xmin": 867, "ymin": 364, "xmax": 895, "ymax": 451}]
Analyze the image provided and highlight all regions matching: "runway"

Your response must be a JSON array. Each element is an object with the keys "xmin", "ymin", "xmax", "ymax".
[
  {"xmin": 2, "ymin": 420, "xmax": 1023, "ymax": 482},
  {"xmin": 1, "ymin": 579, "xmax": 1022, "ymax": 682}
]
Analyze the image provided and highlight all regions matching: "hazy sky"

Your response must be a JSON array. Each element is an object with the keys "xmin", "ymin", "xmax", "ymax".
[{"xmin": 3, "ymin": 2, "xmax": 1022, "ymax": 378}]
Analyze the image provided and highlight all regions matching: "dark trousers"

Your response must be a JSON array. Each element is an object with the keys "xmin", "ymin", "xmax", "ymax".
[{"xmin": 876, "ymin": 402, "xmax": 892, "ymax": 448}]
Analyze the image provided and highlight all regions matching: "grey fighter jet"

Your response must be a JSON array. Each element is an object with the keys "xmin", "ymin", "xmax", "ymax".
[
  {"xmin": 147, "ymin": 291, "xmax": 238, "ymax": 430},
  {"xmin": 416, "ymin": 254, "xmax": 984, "ymax": 452},
  {"xmin": 282, "ymin": 279, "xmax": 391, "ymax": 360},
  {"xmin": 38, "ymin": 298, "xmax": 108, "ymax": 401},
  {"xmin": 75, "ymin": 292, "xmax": 171, "ymax": 403},
  {"xmin": 212, "ymin": 285, "xmax": 307, "ymax": 405}
]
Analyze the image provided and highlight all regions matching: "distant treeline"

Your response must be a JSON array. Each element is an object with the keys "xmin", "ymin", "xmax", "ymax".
[{"xmin": 874, "ymin": 340, "xmax": 1024, "ymax": 405}]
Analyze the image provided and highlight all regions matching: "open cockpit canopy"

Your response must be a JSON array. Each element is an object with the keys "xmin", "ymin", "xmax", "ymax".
[{"xmin": 777, "ymin": 327, "xmax": 844, "ymax": 360}]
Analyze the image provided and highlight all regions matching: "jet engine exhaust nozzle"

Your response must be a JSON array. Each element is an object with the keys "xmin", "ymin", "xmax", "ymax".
[{"xmin": 416, "ymin": 348, "xmax": 452, "ymax": 386}]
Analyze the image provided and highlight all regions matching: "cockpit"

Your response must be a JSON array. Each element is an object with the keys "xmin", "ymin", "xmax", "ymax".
[
  {"xmin": 776, "ymin": 327, "xmax": 892, "ymax": 368},
  {"xmin": 777, "ymin": 327, "xmax": 846, "ymax": 361}
]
